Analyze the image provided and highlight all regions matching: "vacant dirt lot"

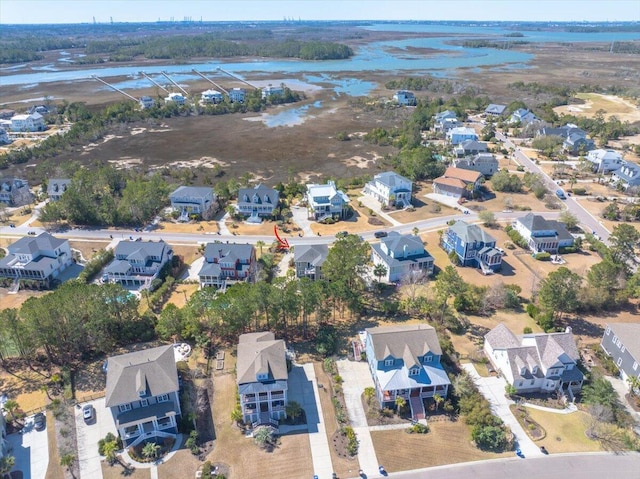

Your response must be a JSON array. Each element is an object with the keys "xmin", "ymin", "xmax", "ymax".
[{"xmin": 554, "ymin": 93, "xmax": 640, "ymax": 123}]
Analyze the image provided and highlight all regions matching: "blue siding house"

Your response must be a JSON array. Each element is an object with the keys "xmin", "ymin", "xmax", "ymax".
[
  {"xmin": 441, "ymin": 220, "xmax": 503, "ymax": 273},
  {"xmin": 365, "ymin": 325, "xmax": 450, "ymax": 420}
]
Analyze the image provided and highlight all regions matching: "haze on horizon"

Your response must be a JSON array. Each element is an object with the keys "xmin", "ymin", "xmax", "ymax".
[{"xmin": 1, "ymin": 0, "xmax": 639, "ymax": 25}]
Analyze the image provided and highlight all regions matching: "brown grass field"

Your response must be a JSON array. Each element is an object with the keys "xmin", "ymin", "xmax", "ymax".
[
  {"xmin": 101, "ymin": 463, "xmax": 150, "ymax": 479},
  {"xmin": 165, "ymin": 283, "xmax": 199, "ymax": 308},
  {"xmin": 523, "ymin": 408, "xmax": 601, "ymax": 453},
  {"xmin": 155, "ymin": 220, "xmax": 219, "ymax": 234},
  {"xmin": 157, "ymin": 447, "xmax": 202, "ymax": 479},
  {"xmin": 554, "ymin": 93, "xmax": 640, "ymax": 123},
  {"xmin": 371, "ymin": 420, "xmax": 512, "ymax": 472}
]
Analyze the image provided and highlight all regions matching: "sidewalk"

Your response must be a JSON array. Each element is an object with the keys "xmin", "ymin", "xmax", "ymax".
[{"xmin": 523, "ymin": 402, "xmax": 577, "ymax": 414}]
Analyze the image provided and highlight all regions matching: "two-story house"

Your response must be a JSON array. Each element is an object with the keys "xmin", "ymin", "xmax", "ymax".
[
  {"xmin": 105, "ymin": 345, "xmax": 181, "ymax": 447},
  {"xmin": 513, "ymin": 213, "xmax": 574, "ymax": 254},
  {"xmin": 563, "ymin": 132, "xmax": 595, "ymax": 155},
  {"xmin": 10, "ymin": 112, "xmax": 45, "ymax": 132},
  {"xmin": 305, "ymin": 180, "xmax": 350, "ymax": 222},
  {"xmin": 103, "ymin": 240, "xmax": 173, "ymax": 288},
  {"xmin": 262, "ymin": 85, "xmax": 284, "ymax": 99},
  {"xmin": 0, "ymin": 232, "xmax": 73, "ymax": 286},
  {"xmin": 294, "ymin": 244, "xmax": 328, "ymax": 280},
  {"xmin": 0, "ymin": 177, "xmax": 33, "ymax": 207},
  {"xmin": 393, "ymin": 90, "xmax": 417, "ymax": 106},
  {"xmin": 47, "ymin": 179, "xmax": 71, "ymax": 201},
  {"xmin": 198, "ymin": 242, "xmax": 256, "ymax": 289},
  {"xmin": 601, "ymin": 323, "xmax": 640, "ymax": 389},
  {"xmin": 446, "ymin": 127, "xmax": 479, "ymax": 145},
  {"xmin": 484, "ymin": 104, "xmax": 506, "ymax": 116},
  {"xmin": 169, "ymin": 186, "xmax": 217, "ymax": 221},
  {"xmin": 139, "ymin": 96, "xmax": 154, "ymax": 109},
  {"xmin": 228, "ymin": 88, "xmax": 246, "ymax": 103},
  {"xmin": 164, "ymin": 92, "xmax": 186, "ymax": 105},
  {"xmin": 237, "ymin": 184, "xmax": 280, "ymax": 221},
  {"xmin": 452, "ymin": 153, "xmax": 499, "ymax": 177},
  {"xmin": 611, "ymin": 162, "xmax": 640, "ymax": 190},
  {"xmin": 200, "ymin": 89, "xmax": 224, "ymax": 105},
  {"xmin": 365, "ymin": 325, "xmax": 451, "ymax": 420},
  {"xmin": 363, "ymin": 171, "xmax": 413, "ymax": 208},
  {"xmin": 484, "ymin": 324, "xmax": 584, "ymax": 396},
  {"xmin": 371, "ymin": 232, "xmax": 434, "ymax": 283},
  {"xmin": 433, "ymin": 110, "xmax": 459, "ymax": 133},
  {"xmin": 237, "ymin": 332, "xmax": 288, "ymax": 427},
  {"xmin": 432, "ymin": 167, "xmax": 483, "ymax": 200},
  {"xmin": 509, "ymin": 108, "xmax": 536, "ymax": 125},
  {"xmin": 586, "ymin": 149, "xmax": 624, "ymax": 174},
  {"xmin": 441, "ymin": 220, "xmax": 503, "ymax": 273},
  {"xmin": 454, "ymin": 140, "xmax": 488, "ymax": 158}
]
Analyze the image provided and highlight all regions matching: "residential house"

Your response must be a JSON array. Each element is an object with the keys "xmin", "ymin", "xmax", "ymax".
[
  {"xmin": 363, "ymin": 171, "xmax": 413, "ymax": 208},
  {"xmin": 105, "ymin": 345, "xmax": 181, "ymax": 447},
  {"xmin": 164, "ymin": 93, "xmax": 186, "ymax": 105},
  {"xmin": 228, "ymin": 88, "xmax": 246, "ymax": 103},
  {"xmin": 371, "ymin": 232, "xmax": 434, "ymax": 283},
  {"xmin": 446, "ymin": 127, "xmax": 479, "ymax": 145},
  {"xmin": 454, "ymin": 139, "xmax": 488, "ymax": 158},
  {"xmin": 262, "ymin": 85, "xmax": 284, "ymax": 99},
  {"xmin": 103, "ymin": 240, "xmax": 173, "ymax": 288},
  {"xmin": 169, "ymin": 186, "xmax": 217, "ymax": 221},
  {"xmin": 441, "ymin": 220, "xmax": 503, "ymax": 273},
  {"xmin": 611, "ymin": 162, "xmax": 640, "ymax": 189},
  {"xmin": 198, "ymin": 242, "xmax": 256, "ymax": 289},
  {"xmin": 484, "ymin": 104, "xmax": 507, "ymax": 116},
  {"xmin": 601, "ymin": 323, "xmax": 640, "ymax": 388},
  {"xmin": 0, "ymin": 109, "xmax": 16, "ymax": 120},
  {"xmin": 27, "ymin": 105, "xmax": 50, "ymax": 115},
  {"xmin": 536, "ymin": 124, "xmax": 584, "ymax": 138},
  {"xmin": 200, "ymin": 89, "xmax": 224, "ymax": 105},
  {"xmin": 294, "ymin": 244, "xmax": 328, "ymax": 280},
  {"xmin": 10, "ymin": 112, "xmax": 45, "ymax": 132},
  {"xmin": 393, "ymin": 90, "xmax": 417, "ymax": 106},
  {"xmin": 563, "ymin": 132, "xmax": 595, "ymax": 155},
  {"xmin": 484, "ymin": 324, "xmax": 584, "ymax": 396},
  {"xmin": 0, "ymin": 233, "xmax": 72, "ymax": 286},
  {"xmin": 432, "ymin": 167, "xmax": 483, "ymax": 200},
  {"xmin": 139, "ymin": 96, "xmax": 155, "ymax": 109},
  {"xmin": 365, "ymin": 325, "xmax": 451, "ymax": 420},
  {"xmin": 0, "ymin": 177, "xmax": 33, "ymax": 206},
  {"xmin": 509, "ymin": 108, "xmax": 536, "ymax": 124},
  {"xmin": 586, "ymin": 149, "xmax": 624, "ymax": 174},
  {"xmin": 0, "ymin": 127, "xmax": 11, "ymax": 145},
  {"xmin": 453, "ymin": 153, "xmax": 499, "ymax": 177},
  {"xmin": 47, "ymin": 178, "xmax": 71, "ymax": 201},
  {"xmin": 237, "ymin": 332, "xmax": 288, "ymax": 426},
  {"xmin": 434, "ymin": 110, "xmax": 460, "ymax": 132},
  {"xmin": 305, "ymin": 180, "xmax": 350, "ymax": 221},
  {"xmin": 237, "ymin": 184, "xmax": 280, "ymax": 221},
  {"xmin": 513, "ymin": 213, "xmax": 574, "ymax": 254}
]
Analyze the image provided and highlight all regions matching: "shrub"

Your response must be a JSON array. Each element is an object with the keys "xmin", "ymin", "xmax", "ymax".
[
  {"xmin": 78, "ymin": 248, "xmax": 114, "ymax": 283},
  {"xmin": 523, "ymin": 326, "xmax": 532, "ymax": 334},
  {"xmin": 571, "ymin": 187, "xmax": 587, "ymax": 195},
  {"xmin": 532, "ymin": 252, "xmax": 551, "ymax": 261},
  {"xmin": 471, "ymin": 424, "xmax": 509, "ymax": 451},
  {"xmin": 186, "ymin": 430, "xmax": 199, "ymax": 455},
  {"xmin": 342, "ymin": 426, "xmax": 359, "ymax": 456},
  {"xmin": 406, "ymin": 422, "xmax": 430, "ymax": 434},
  {"xmin": 559, "ymin": 246, "xmax": 578, "ymax": 254},
  {"xmin": 525, "ymin": 303, "xmax": 539, "ymax": 318}
]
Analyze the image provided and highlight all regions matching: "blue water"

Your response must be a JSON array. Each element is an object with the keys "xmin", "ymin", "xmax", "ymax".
[{"xmin": 261, "ymin": 100, "xmax": 323, "ymax": 127}]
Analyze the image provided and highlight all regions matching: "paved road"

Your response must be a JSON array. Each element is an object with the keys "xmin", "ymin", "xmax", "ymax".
[
  {"xmin": 496, "ymin": 131, "xmax": 611, "ymax": 243},
  {"xmin": 379, "ymin": 453, "xmax": 640, "ymax": 479}
]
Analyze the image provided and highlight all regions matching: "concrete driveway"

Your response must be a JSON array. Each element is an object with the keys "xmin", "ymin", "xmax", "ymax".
[
  {"xmin": 462, "ymin": 363, "xmax": 542, "ymax": 458},
  {"xmin": 6, "ymin": 414, "xmax": 49, "ymax": 479},
  {"xmin": 74, "ymin": 398, "xmax": 118, "ymax": 479}
]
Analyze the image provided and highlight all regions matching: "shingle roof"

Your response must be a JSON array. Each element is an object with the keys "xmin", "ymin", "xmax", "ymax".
[
  {"xmin": 169, "ymin": 185, "xmax": 214, "ymax": 200},
  {"xmin": 374, "ymin": 172, "xmax": 412, "ymax": 189},
  {"xmin": 448, "ymin": 220, "xmax": 496, "ymax": 244},
  {"xmin": 238, "ymin": 183, "xmax": 280, "ymax": 206},
  {"xmin": 8, "ymin": 232, "xmax": 66, "ymax": 255},
  {"xmin": 607, "ymin": 323, "xmax": 640, "ymax": 362},
  {"xmin": 366, "ymin": 324, "xmax": 443, "ymax": 360},
  {"xmin": 485, "ymin": 104, "xmax": 506, "ymax": 115},
  {"xmin": 202, "ymin": 243, "xmax": 254, "ymax": 262},
  {"xmin": 443, "ymin": 166, "xmax": 482, "ymax": 183},
  {"xmin": 433, "ymin": 177, "xmax": 466, "ymax": 190},
  {"xmin": 47, "ymin": 179, "xmax": 71, "ymax": 196},
  {"xmin": 517, "ymin": 213, "xmax": 552, "ymax": 232},
  {"xmin": 485, "ymin": 323, "xmax": 521, "ymax": 349},
  {"xmin": 115, "ymin": 240, "xmax": 169, "ymax": 260},
  {"xmin": 294, "ymin": 244, "xmax": 328, "ymax": 267},
  {"xmin": 236, "ymin": 332, "xmax": 288, "ymax": 385},
  {"xmin": 105, "ymin": 345, "xmax": 178, "ymax": 407}
]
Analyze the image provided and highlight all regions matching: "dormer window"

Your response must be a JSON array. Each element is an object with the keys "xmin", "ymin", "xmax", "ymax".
[
  {"xmin": 409, "ymin": 367, "xmax": 420, "ymax": 376},
  {"xmin": 257, "ymin": 372, "xmax": 269, "ymax": 381},
  {"xmin": 423, "ymin": 355, "xmax": 433, "ymax": 363},
  {"xmin": 384, "ymin": 359, "xmax": 394, "ymax": 366},
  {"xmin": 520, "ymin": 367, "xmax": 527, "ymax": 375},
  {"xmin": 532, "ymin": 366, "xmax": 538, "ymax": 374}
]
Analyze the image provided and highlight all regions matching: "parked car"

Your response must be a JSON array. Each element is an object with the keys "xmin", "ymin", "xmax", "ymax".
[
  {"xmin": 82, "ymin": 404, "xmax": 95, "ymax": 423},
  {"xmin": 101, "ymin": 273, "xmax": 109, "ymax": 284},
  {"xmin": 33, "ymin": 412, "xmax": 46, "ymax": 431},
  {"xmin": 374, "ymin": 231, "xmax": 388, "ymax": 238}
]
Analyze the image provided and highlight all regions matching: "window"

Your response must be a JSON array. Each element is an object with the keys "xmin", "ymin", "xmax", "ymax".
[
  {"xmin": 621, "ymin": 346, "xmax": 626, "ymax": 353},
  {"xmin": 140, "ymin": 399, "xmax": 148, "ymax": 407},
  {"xmin": 384, "ymin": 359, "xmax": 394, "ymax": 366},
  {"xmin": 157, "ymin": 394, "xmax": 170, "ymax": 403},
  {"xmin": 118, "ymin": 403, "xmax": 132, "ymax": 412},
  {"xmin": 409, "ymin": 367, "xmax": 420, "ymax": 376},
  {"xmin": 633, "ymin": 362, "xmax": 638, "ymax": 371},
  {"xmin": 424, "ymin": 356, "xmax": 433, "ymax": 363},
  {"xmin": 617, "ymin": 358, "xmax": 623, "ymax": 367},
  {"xmin": 605, "ymin": 326, "xmax": 610, "ymax": 335}
]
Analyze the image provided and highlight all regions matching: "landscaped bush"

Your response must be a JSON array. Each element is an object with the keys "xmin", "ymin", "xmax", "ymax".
[
  {"xmin": 406, "ymin": 422, "xmax": 430, "ymax": 434},
  {"xmin": 506, "ymin": 227, "xmax": 528, "ymax": 249},
  {"xmin": 525, "ymin": 303, "xmax": 539, "ymax": 318},
  {"xmin": 78, "ymin": 248, "xmax": 114, "ymax": 283},
  {"xmin": 559, "ymin": 246, "xmax": 579, "ymax": 254},
  {"xmin": 532, "ymin": 252, "xmax": 551, "ymax": 261},
  {"xmin": 342, "ymin": 426, "xmax": 359, "ymax": 456},
  {"xmin": 571, "ymin": 187, "xmax": 587, "ymax": 195},
  {"xmin": 523, "ymin": 327, "xmax": 532, "ymax": 334}
]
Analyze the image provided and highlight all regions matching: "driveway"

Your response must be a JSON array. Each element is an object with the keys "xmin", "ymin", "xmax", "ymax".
[
  {"xmin": 291, "ymin": 205, "xmax": 314, "ymax": 236},
  {"xmin": 461, "ymin": 363, "xmax": 542, "ymax": 458},
  {"xmin": 181, "ymin": 256, "xmax": 204, "ymax": 281},
  {"xmin": 6, "ymin": 415, "xmax": 49, "ymax": 479},
  {"xmin": 74, "ymin": 398, "xmax": 118, "ymax": 479},
  {"xmin": 357, "ymin": 194, "xmax": 401, "ymax": 226},
  {"xmin": 605, "ymin": 375, "xmax": 640, "ymax": 423},
  {"xmin": 336, "ymin": 359, "xmax": 380, "ymax": 474}
]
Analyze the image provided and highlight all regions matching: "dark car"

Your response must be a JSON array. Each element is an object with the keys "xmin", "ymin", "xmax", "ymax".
[
  {"xmin": 374, "ymin": 231, "xmax": 388, "ymax": 238},
  {"xmin": 33, "ymin": 412, "xmax": 46, "ymax": 431},
  {"xmin": 336, "ymin": 231, "xmax": 349, "ymax": 238}
]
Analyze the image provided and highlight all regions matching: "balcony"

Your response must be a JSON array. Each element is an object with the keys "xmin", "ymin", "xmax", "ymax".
[{"xmin": 270, "ymin": 393, "xmax": 285, "ymax": 400}]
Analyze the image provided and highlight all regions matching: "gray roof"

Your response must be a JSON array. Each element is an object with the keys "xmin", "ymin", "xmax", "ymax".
[
  {"xmin": 607, "ymin": 323, "xmax": 640, "ymax": 362},
  {"xmin": 203, "ymin": 243, "xmax": 254, "ymax": 263},
  {"xmin": 449, "ymin": 220, "xmax": 495, "ymax": 244},
  {"xmin": 169, "ymin": 185, "xmax": 214, "ymax": 199},
  {"xmin": 105, "ymin": 345, "xmax": 178, "ymax": 407},
  {"xmin": 485, "ymin": 104, "xmax": 506, "ymax": 115},
  {"xmin": 236, "ymin": 332, "xmax": 288, "ymax": 385},
  {"xmin": 47, "ymin": 179, "xmax": 71, "ymax": 196},
  {"xmin": 518, "ymin": 213, "xmax": 553, "ymax": 232},
  {"xmin": 8, "ymin": 232, "xmax": 66, "ymax": 256},
  {"xmin": 366, "ymin": 324, "xmax": 443, "ymax": 363},
  {"xmin": 198, "ymin": 261, "xmax": 222, "ymax": 277},
  {"xmin": 114, "ymin": 240, "xmax": 169, "ymax": 261},
  {"xmin": 238, "ymin": 183, "xmax": 280, "ymax": 206},
  {"xmin": 372, "ymin": 242, "xmax": 433, "ymax": 270},
  {"xmin": 294, "ymin": 244, "xmax": 328, "ymax": 267},
  {"xmin": 115, "ymin": 400, "xmax": 177, "ymax": 428},
  {"xmin": 457, "ymin": 140, "xmax": 488, "ymax": 151},
  {"xmin": 435, "ymin": 110, "xmax": 457, "ymax": 121},
  {"xmin": 104, "ymin": 259, "xmax": 132, "ymax": 274},
  {"xmin": 373, "ymin": 171, "xmax": 412, "ymax": 190},
  {"xmin": 485, "ymin": 323, "xmax": 521, "ymax": 349}
]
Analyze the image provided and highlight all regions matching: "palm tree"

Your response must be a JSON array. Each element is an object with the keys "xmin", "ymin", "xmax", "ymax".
[
  {"xmin": 285, "ymin": 401, "xmax": 303, "ymax": 421},
  {"xmin": 2, "ymin": 399, "xmax": 24, "ymax": 427},
  {"xmin": 364, "ymin": 387, "xmax": 376, "ymax": 406},
  {"xmin": 373, "ymin": 263, "xmax": 387, "ymax": 283},
  {"xmin": 433, "ymin": 393, "xmax": 444, "ymax": 411},
  {"xmin": 412, "ymin": 227, "xmax": 419, "ymax": 236},
  {"xmin": 102, "ymin": 440, "xmax": 119, "ymax": 466},
  {"xmin": 253, "ymin": 426, "xmax": 275, "ymax": 449},
  {"xmin": 0, "ymin": 455, "xmax": 16, "ymax": 478},
  {"xmin": 142, "ymin": 441, "xmax": 161, "ymax": 461},
  {"xmin": 256, "ymin": 240, "xmax": 265, "ymax": 256},
  {"xmin": 395, "ymin": 396, "xmax": 406, "ymax": 415},
  {"xmin": 230, "ymin": 405, "xmax": 243, "ymax": 425},
  {"xmin": 60, "ymin": 453, "xmax": 77, "ymax": 479}
]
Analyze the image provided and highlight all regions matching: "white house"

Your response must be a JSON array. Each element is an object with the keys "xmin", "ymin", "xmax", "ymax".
[
  {"xmin": 164, "ymin": 93, "xmax": 186, "ymax": 105},
  {"xmin": 169, "ymin": 186, "xmax": 217, "ymax": 221},
  {"xmin": 228, "ymin": 88, "xmax": 246, "ymax": 103},
  {"xmin": 452, "ymin": 153, "xmax": 499, "ymax": 177},
  {"xmin": 47, "ymin": 178, "xmax": 71, "ymax": 201},
  {"xmin": 371, "ymin": 232, "xmax": 434, "ymax": 283},
  {"xmin": 262, "ymin": 85, "xmax": 284, "ymax": 99},
  {"xmin": 103, "ymin": 240, "xmax": 173, "ymax": 289},
  {"xmin": 484, "ymin": 104, "xmax": 506, "ymax": 116},
  {"xmin": 611, "ymin": 162, "xmax": 640, "ymax": 189},
  {"xmin": 237, "ymin": 184, "xmax": 280, "ymax": 221},
  {"xmin": 305, "ymin": 180, "xmax": 350, "ymax": 221},
  {"xmin": 10, "ymin": 112, "xmax": 45, "ymax": 132},
  {"xmin": 139, "ymin": 96, "xmax": 154, "ymax": 109},
  {"xmin": 586, "ymin": 149, "xmax": 624, "ymax": 174},
  {"xmin": 200, "ymin": 89, "xmax": 224, "ymax": 105},
  {"xmin": 446, "ymin": 127, "xmax": 478, "ymax": 145},
  {"xmin": 509, "ymin": 108, "xmax": 537, "ymax": 125},
  {"xmin": 393, "ymin": 90, "xmax": 416, "ymax": 106},
  {"xmin": 484, "ymin": 324, "xmax": 584, "ymax": 395},
  {"xmin": 363, "ymin": 171, "xmax": 413, "ymax": 208},
  {"xmin": 0, "ymin": 177, "xmax": 33, "ymax": 206},
  {"xmin": 513, "ymin": 213, "xmax": 574, "ymax": 254}
]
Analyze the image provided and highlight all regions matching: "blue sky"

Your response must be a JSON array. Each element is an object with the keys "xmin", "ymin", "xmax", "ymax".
[{"xmin": 1, "ymin": 0, "xmax": 639, "ymax": 24}]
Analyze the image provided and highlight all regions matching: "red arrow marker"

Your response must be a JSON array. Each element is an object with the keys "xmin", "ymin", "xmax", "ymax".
[{"xmin": 274, "ymin": 225, "xmax": 290, "ymax": 249}]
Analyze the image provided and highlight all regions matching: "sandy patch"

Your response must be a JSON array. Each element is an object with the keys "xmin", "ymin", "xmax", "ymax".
[
  {"xmin": 83, "ymin": 134, "xmax": 123, "ymax": 152},
  {"xmin": 342, "ymin": 155, "xmax": 378, "ymax": 169},
  {"xmin": 162, "ymin": 156, "xmax": 230, "ymax": 169},
  {"xmin": 130, "ymin": 127, "xmax": 146, "ymax": 135},
  {"xmin": 108, "ymin": 157, "xmax": 143, "ymax": 168},
  {"xmin": 554, "ymin": 93, "xmax": 640, "ymax": 123}
]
